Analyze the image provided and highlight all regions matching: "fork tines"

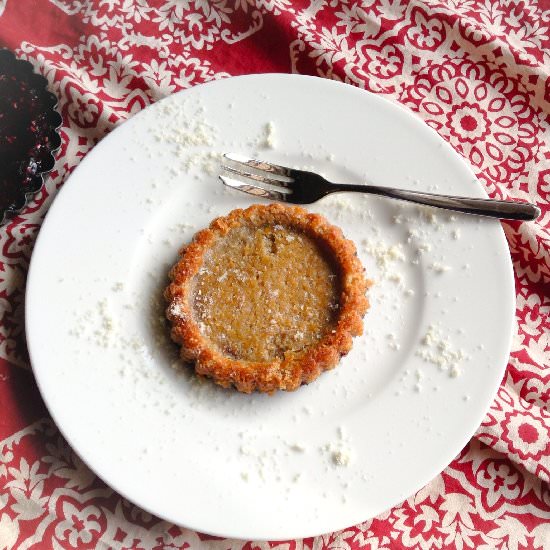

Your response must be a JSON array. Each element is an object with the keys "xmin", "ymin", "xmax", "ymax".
[
  {"xmin": 223, "ymin": 153, "xmax": 294, "ymax": 178},
  {"xmin": 220, "ymin": 153, "xmax": 294, "ymax": 202}
]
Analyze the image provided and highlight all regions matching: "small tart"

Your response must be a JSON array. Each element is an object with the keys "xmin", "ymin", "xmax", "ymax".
[{"xmin": 165, "ymin": 203, "xmax": 370, "ymax": 393}]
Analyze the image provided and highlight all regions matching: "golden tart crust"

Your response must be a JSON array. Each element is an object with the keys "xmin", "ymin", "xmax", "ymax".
[{"xmin": 165, "ymin": 203, "xmax": 370, "ymax": 394}]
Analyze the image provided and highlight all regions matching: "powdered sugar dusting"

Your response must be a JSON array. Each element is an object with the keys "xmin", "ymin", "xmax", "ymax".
[{"xmin": 417, "ymin": 324, "xmax": 468, "ymax": 375}]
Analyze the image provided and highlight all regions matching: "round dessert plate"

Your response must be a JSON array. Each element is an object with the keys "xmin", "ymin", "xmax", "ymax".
[{"xmin": 26, "ymin": 74, "xmax": 514, "ymax": 540}]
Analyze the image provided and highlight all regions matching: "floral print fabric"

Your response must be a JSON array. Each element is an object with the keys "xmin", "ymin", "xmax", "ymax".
[{"xmin": 0, "ymin": 1, "xmax": 549, "ymax": 548}]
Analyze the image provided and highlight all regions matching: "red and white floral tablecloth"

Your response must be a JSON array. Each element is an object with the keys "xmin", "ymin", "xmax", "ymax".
[{"xmin": 1, "ymin": 1, "xmax": 549, "ymax": 548}]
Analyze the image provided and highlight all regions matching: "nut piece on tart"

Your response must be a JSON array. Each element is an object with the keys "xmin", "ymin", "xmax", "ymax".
[{"xmin": 165, "ymin": 203, "xmax": 371, "ymax": 394}]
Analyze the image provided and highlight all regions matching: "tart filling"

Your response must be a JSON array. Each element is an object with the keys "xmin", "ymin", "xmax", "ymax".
[
  {"xmin": 193, "ymin": 224, "xmax": 340, "ymax": 362},
  {"xmin": 165, "ymin": 203, "xmax": 370, "ymax": 393}
]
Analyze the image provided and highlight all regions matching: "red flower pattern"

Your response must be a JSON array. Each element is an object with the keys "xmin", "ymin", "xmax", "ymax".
[
  {"xmin": 400, "ymin": 59, "xmax": 543, "ymax": 184},
  {"xmin": 502, "ymin": 409, "xmax": 550, "ymax": 462},
  {"xmin": 446, "ymin": 101, "xmax": 492, "ymax": 143},
  {"xmin": 359, "ymin": 41, "xmax": 404, "ymax": 79},
  {"xmin": 405, "ymin": 6, "xmax": 446, "ymax": 50},
  {"xmin": 475, "ymin": 460, "xmax": 522, "ymax": 511}
]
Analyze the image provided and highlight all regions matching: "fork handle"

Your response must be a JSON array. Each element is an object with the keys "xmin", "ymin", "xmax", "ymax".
[{"xmin": 329, "ymin": 184, "xmax": 540, "ymax": 221}]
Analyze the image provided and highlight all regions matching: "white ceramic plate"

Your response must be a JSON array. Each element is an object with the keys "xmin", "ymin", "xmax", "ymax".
[{"xmin": 26, "ymin": 74, "xmax": 514, "ymax": 540}]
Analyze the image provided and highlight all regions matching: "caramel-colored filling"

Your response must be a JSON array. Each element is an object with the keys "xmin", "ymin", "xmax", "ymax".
[{"xmin": 192, "ymin": 224, "xmax": 340, "ymax": 362}]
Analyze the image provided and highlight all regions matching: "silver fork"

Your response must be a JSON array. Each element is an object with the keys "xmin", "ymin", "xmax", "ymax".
[{"xmin": 219, "ymin": 153, "xmax": 540, "ymax": 221}]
